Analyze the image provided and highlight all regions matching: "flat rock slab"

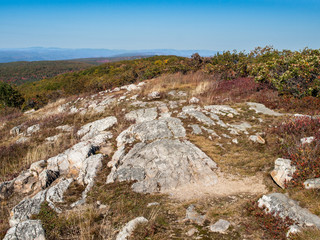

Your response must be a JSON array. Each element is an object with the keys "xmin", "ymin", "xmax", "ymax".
[
  {"xmin": 204, "ymin": 105, "xmax": 239, "ymax": 116},
  {"xmin": 247, "ymin": 102, "xmax": 283, "ymax": 116},
  {"xmin": 77, "ymin": 116, "xmax": 117, "ymax": 140},
  {"xmin": 258, "ymin": 193, "xmax": 320, "ymax": 228},
  {"xmin": 116, "ymin": 117, "xmax": 186, "ymax": 147},
  {"xmin": 182, "ymin": 106, "xmax": 215, "ymax": 126},
  {"xmin": 124, "ymin": 107, "xmax": 158, "ymax": 123},
  {"xmin": 210, "ymin": 219, "xmax": 230, "ymax": 233}
]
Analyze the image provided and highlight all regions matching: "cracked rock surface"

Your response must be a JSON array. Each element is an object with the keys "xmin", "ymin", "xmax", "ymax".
[{"xmin": 107, "ymin": 117, "xmax": 217, "ymax": 193}]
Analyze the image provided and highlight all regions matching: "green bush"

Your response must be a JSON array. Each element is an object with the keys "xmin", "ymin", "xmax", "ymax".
[
  {"xmin": 248, "ymin": 47, "xmax": 320, "ymax": 97},
  {"xmin": 0, "ymin": 81, "xmax": 24, "ymax": 108}
]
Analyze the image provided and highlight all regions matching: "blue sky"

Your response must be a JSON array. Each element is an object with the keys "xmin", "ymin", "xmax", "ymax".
[{"xmin": 0, "ymin": 0, "xmax": 319, "ymax": 51}]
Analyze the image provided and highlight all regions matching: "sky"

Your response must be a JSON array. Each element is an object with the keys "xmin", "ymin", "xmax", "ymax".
[{"xmin": 0, "ymin": 0, "xmax": 319, "ymax": 51}]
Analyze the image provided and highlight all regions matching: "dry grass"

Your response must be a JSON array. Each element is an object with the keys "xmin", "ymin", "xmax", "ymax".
[
  {"xmin": 288, "ymin": 189, "xmax": 320, "ymax": 216},
  {"xmin": 0, "ymin": 127, "xmax": 77, "ymax": 182},
  {"xmin": 291, "ymin": 227, "xmax": 320, "ymax": 240},
  {"xmin": 187, "ymin": 130, "xmax": 277, "ymax": 178},
  {"xmin": 31, "ymin": 202, "xmax": 110, "ymax": 240},
  {"xmin": 140, "ymin": 72, "xmax": 212, "ymax": 97},
  {"xmin": 0, "ymin": 202, "xmax": 10, "ymax": 240}
]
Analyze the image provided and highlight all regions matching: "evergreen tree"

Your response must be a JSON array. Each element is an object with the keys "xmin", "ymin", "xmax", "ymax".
[{"xmin": 0, "ymin": 81, "xmax": 24, "ymax": 108}]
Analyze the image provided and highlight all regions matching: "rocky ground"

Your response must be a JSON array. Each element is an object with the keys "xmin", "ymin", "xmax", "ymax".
[{"xmin": 1, "ymin": 77, "xmax": 320, "ymax": 239}]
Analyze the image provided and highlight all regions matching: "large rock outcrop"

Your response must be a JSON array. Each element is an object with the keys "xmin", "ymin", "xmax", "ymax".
[
  {"xmin": 107, "ymin": 117, "xmax": 218, "ymax": 193},
  {"xmin": 3, "ymin": 117, "xmax": 117, "ymax": 239},
  {"xmin": 3, "ymin": 220, "xmax": 45, "ymax": 240}
]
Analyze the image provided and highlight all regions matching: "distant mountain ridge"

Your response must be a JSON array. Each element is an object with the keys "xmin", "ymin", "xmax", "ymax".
[{"xmin": 0, "ymin": 47, "xmax": 218, "ymax": 63}]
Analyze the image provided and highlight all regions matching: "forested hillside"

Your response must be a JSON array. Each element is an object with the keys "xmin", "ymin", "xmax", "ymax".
[
  {"xmin": 0, "ymin": 56, "xmax": 149, "ymax": 86},
  {"xmin": 0, "ymin": 47, "xmax": 319, "ymax": 112}
]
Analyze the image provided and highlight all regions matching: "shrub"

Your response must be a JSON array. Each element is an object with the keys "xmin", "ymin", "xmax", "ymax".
[
  {"xmin": 271, "ymin": 116, "xmax": 320, "ymax": 187},
  {"xmin": 248, "ymin": 47, "xmax": 320, "ymax": 98},
  {"xmin": 245, "ymin": 201, "xmax": 294, "ymax": 240},
  {"xmin": 0, "ymin": 81, "xmax": 24, "ymax": 109}
]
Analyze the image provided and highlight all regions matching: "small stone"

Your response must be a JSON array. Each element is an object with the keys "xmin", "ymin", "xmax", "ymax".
[
  {"xmin": 16, "ymin": 136, "xmax": 29, "ymax": 144},
  {"xmin": 270, "ymin": 158, "xmax": 296, "ymax": 189},
  {"xmin": 304, "ymin": 178, "xmax": 320, "ymax": 189},
  {"xmin": 26, "ymin": 124, "xmax": 40, "ymax": 136},
  {"xmin": 222, "ymin": 134, "xmax": 231, "ymax": 139},
  {"xmin": 186, "ymin": 228, "xmax": 198, "ymax": 236},
  {"xmin": 137, "ymin": 82, "xmax": 145, "ymax": 87},
  {"xmin": 13, "ymin": 171, "xmax": 37, "ymax": 194},
  {"xmin": 24, "ymin": 109, "xmax": 35, "ymax": 114},
  {"xmin": 227, "ymin": 113, "xmax": 233, "ymax": 118},
  {"xmin": 249, "ymin": 135, "xmax": 265, "ymax": 144},
  {"xmin": 189, "ymin": 124, "xmax": 202, "ymax": 135},
  {"xmin": 186, "ymin": 205, "xmax": 205, "ymax": 225},
  {"xmin": 189, "ymin": 97, "xmax": 200, "ymax": 104},
  {"xmin": 147, "ymin": 91, "xmax": 161, "ymax": 100},
  {"xmin": 209, "ymin": 219, "xmax": 230, "ymax": 234},
  {"xmin": 99, "ymin": 204, "xmax": 108, "ymax": 209},
  {"xmin": 286, "ymin": 225, "xmax": 300, "ymax": 237},
  {"xmin": 130, "ymin": 94, "xmax": 139, "ymax": 100},
  {"xmin": 10, "ymin": 125, "xmax": 22, "ymax": 136},
  {"xmin": 116, "ymin": 217, "xmax": 148, "ymax": 240},
  {"xmin": 56, "ymin": 125, "xmax": 73, "ymax": 132},
  {"xmin": 147, "ymin": 202, "xmax": 160, "ymax": 207},
  {"xmin": 168, "ymin": 101, "xmax": 178, "ymax": 109},
  {"xmin": 167, "ymin": 90, "xmax": 176, "ymax": 96},
  {"xmin": 177, "ymin": 91, "xmax": 187, "ymax": 97},
  {"xmin": 232, "ymin": 138, "xmax": 238, "ymax": 144},
  {"xmin": 46, "ymin": 134, "xmax": 63, "ymax": 142},
  {"xmin": 300, "ymin": 136, "xmax": 315, "ymax": 145}
]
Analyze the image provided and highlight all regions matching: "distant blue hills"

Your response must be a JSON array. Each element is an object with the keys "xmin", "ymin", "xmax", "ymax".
[{"xmin": 0, "ymin": 47, "xmax": 218, "ymax": 63}]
